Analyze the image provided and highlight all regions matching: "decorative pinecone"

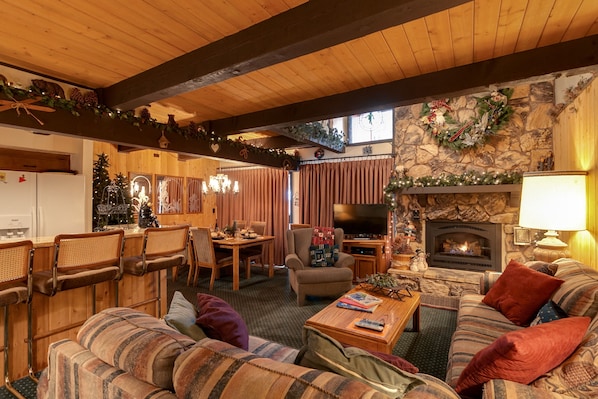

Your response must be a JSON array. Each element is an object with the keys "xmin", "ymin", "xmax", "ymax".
[
  {"xmin": 167, "ymin": 114, "xmax": 178, "ymax": 128},
  {"xmin": 140, "ymin": 108, "xmax": 151, "ymax": 124},
  {"xmin": 70, "ymin": 88, "xmax": 85, "ymax": 105},
  {"xmin": 83, "ymin": 91, "xmax": 99, "ymax": 106}
]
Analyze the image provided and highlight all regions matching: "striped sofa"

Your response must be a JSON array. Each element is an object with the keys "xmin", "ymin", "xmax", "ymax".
[
  {"xmin": 37, "ymin": 306, "xmax": 459, "ymax": 399},
  {"xmin": 445, "ymin": 258, "xmax": 598, "ymax": 399}
]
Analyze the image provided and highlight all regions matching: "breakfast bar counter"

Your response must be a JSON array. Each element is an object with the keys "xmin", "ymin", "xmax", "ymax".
[{"xmin": 1, "ymin": 228, "xmax": 170, "ymax": 385}]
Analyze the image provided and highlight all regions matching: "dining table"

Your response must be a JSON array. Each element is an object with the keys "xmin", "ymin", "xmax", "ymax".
[{"xmin": 211, "ymin": 235, "xmax": 275, "ymax": 290}]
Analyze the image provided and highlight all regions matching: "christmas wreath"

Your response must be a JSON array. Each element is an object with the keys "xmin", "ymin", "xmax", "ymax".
[{"xmin": 420, "ymin": 88, "xmax": 513, "ymax": 150}]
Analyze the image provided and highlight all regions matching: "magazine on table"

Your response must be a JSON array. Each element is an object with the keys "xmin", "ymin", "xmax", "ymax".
[
  {"xmin": 336, "ymin": 301, "xmax": 378, "ymax": 313},
  {"xmin": 340, "ymin": 291, "xmax": 383, "ymax": 308}
]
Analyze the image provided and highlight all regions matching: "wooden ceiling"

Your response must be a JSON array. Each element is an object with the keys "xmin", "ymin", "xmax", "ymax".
[{"xmin": 1, "ymin": 0, "xmax": 597, "ymax": 163}]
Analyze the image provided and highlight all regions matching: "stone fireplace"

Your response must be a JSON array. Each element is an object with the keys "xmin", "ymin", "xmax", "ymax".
[{"xmin": 426, "ymin": 220, "xmax": 502, "ymax": 272}]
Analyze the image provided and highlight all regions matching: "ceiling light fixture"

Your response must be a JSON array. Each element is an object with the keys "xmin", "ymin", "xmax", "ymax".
[{"xmin": 202, "ymin": 173, "xmax": 239, "ymax": 195}]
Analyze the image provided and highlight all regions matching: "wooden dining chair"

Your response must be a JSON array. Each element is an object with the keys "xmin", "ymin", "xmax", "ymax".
[
  {"xmin": 243, "ymin": 221, "xmax": 267, "ymax": 276},
  {"xmin": 0, "ymin": 240, "xmax": 33, "ymax": 398},
  {"xmin": 29, "ymin": 229, "xmax": 124, "ymax": 381},
  {"xmin": 190, "ymin": 227, "xmax": 234, "ymax": 290},
  {"xmin": 233, "ymin": 220, "xmax": 247, "ymax": 230},
  {"xmin": 122, "ymin": 225, "xmax": 189, "ymax": 317}
]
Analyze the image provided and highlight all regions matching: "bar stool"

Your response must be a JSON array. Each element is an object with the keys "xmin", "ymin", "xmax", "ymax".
[
  {"xmin": 29, "ymin": 229, "xmax": 124, "ymax": 380},
  {"xmin": 0, "ymin": 240, "xmax": 33, "ymax": 399},
  {"xmin": 122, "ymin": 225, "xmax": 189, "ymax": 317}
]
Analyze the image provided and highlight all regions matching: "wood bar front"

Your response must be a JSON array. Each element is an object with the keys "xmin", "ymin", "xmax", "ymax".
[{"xmin": 0, "ymin": 229, "xmax": 168, "ymax": 385}]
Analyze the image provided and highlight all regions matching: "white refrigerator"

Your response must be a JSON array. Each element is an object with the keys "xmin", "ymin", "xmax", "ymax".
[{"xmin": 0, "ymin": 170, "xmax": 86, "ymax": 239}]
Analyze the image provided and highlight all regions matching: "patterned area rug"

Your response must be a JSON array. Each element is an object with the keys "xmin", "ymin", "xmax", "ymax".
[{"xmin": 1, "ymin": 265, "xmax": 457, "ymax": 398}]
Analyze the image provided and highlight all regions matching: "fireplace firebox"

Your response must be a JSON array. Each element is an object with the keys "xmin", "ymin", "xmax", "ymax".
[{"xmin": 425, "ymin": 221, "xmax": 502, "ymax": 272}]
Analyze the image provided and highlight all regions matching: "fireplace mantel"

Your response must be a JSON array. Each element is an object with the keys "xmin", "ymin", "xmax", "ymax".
[{"xmin": 399, "ymin": 184, "xmax": 522, "ymax": 206}]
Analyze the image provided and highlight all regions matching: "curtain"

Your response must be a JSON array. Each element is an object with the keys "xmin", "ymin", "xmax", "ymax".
[
  {"xmin": 217, "ymin": 168, "xmax": 289, "ymax": 265},
  {"xmin": 299, "ymin": 158, "xmax": 394, "ymax": 227}
]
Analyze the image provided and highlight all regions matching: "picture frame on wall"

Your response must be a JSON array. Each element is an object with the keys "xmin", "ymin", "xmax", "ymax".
[
  {"xmin": 128, "ymin": 172, "xmax": 152, "ymax": 214},
  {"xmin": 155, "ymin": 175, "xmax": 183, "ymax": 214},
  {"xmin": 513, "ymin": 227, "xmax": 531, "ymax": 245},
  {"xmin": 186, "ymin": 177, "xmax": 203, "ymax": 214}
]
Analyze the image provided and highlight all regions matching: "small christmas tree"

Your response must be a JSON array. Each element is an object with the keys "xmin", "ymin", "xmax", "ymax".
[
  {"xmin": 93, "ymin": 153, "xmax": 134, "ymax": 230},
  {"xmin": 92, "ymin": 153, "xmax": 111, "ymax": 230}
]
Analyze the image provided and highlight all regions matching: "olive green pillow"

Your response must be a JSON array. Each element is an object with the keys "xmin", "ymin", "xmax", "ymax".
[
  {"xmin": 295, "ymin": 326, "xmax": 425, "ymax": 398},
  {"xmin": 164, "ymin": 291, "xmax": 207, "ymax": 341}
]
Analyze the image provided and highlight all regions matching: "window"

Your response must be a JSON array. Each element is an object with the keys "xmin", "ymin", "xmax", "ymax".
[{"xmin": 349, "ymin": 110, "xmax": 394, "ymax": 144}]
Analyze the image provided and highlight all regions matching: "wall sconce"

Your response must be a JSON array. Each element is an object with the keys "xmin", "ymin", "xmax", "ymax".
[{"xmin": 518, "ymin": 171, "xmax": 587, "ymax": 262}]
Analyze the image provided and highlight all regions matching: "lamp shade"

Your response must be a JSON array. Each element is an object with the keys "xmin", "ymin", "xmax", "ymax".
[{"xmin": 518, "ymin": 171, "xmax": 587, "ymax": 232}]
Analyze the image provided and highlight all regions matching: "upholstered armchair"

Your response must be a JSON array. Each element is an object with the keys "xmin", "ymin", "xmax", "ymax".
[{"xmin": 285, "ymin": 228, "xmax": 354, "ymax": 306}]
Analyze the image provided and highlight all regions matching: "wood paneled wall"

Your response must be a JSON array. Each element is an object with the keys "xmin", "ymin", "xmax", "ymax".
[
  {"xmin": 93, "ymin": 142, "xmax": 219, "ymax": 228},
  {"xmin": 553, "ymin": 78, "xmax": 598, "ymax": 268}
]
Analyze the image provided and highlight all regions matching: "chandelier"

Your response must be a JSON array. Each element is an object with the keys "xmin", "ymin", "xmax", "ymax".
[{"xmin": 202, "ymin": 173, "xmax": 239, "ymax": 194}]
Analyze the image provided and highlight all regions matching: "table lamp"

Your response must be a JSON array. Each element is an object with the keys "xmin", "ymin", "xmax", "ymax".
[{"xmin": 518, "ymin": 171, "xmax": 587, "ymax": 262}]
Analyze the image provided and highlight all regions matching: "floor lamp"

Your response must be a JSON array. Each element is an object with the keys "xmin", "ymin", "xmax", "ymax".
[{"xmin": 518, "ymin": 171, "xmax": 587, "ymax": 262}]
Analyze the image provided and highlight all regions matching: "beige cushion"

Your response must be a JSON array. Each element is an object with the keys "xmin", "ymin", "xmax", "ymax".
[
  {"xmin": 295, "ymin": 326, "xmax": 425, "ymax": 398},
  {"xmin": 77, "ymin": 307, "xmax": 196, "ymax": 390}
]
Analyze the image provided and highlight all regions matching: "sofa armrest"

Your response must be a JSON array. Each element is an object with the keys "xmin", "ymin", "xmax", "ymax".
[
  {"xmin": 483, "ymin": 380, "xmax": 568, "ymax": 399},
  {"xmin": 334, "ymin": 252, "xmax": 355, "ymax": 269},
  {"xmin": 285, "ymin": 253, "xmax": 306, "ymax": 271},
  {"xmin": 480, "ymin": 271, "xmax": 502, "ymax": 295}
]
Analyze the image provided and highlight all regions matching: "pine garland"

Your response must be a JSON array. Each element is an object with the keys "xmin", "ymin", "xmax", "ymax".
[{"xmin": 383, "ymin": 170, "xmax": 523, "ymax": 211}]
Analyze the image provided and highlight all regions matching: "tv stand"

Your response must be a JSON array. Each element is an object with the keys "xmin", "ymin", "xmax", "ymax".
[{"xmin": 343, "ymin": 239, "xmax": 387, "ymax": 281}]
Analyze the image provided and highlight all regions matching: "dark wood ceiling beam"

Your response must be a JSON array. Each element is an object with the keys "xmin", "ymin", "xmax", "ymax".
[
  {"xmin": 0, "ymin": 98, "xmax": 297, "ymax": 169},
  {"xmin": 101, "ymin": 0, "xmax": 469, "ymax": 111},
  {"xmin": 208, "ymin": 35, "xmax": 598, "ymax": 134}
]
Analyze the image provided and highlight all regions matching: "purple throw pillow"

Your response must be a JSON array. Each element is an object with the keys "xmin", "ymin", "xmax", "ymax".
[{"xmin": 196, "ymin": 294, "xmax": 249, "ymax": 350}]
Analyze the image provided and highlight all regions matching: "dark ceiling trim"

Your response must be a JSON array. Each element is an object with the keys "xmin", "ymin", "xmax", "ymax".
[
  {"xmin": 0, "ymin": 97, "xmax": 297, "ymax": 169},
  {"xmin": 101, "ymin": 0, "xmax": 469, "ymax": 111},
  {"xmin": 207, "ymin": 35, "xmax": 598, "ymax": 134}
]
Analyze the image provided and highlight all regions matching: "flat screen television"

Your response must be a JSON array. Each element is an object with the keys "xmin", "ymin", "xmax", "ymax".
[{"xmin": 333, "ymin": 204, "xmax": 389, "ymax": 237}]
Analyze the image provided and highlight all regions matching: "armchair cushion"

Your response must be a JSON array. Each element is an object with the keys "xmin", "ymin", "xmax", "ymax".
[
  {"xmin": 309, "ymin": 244, "xmax": 339, "ymax": 267},
  {"xmin": 312, "ymin": 226, "xmax": 335, "ymax": 245}
]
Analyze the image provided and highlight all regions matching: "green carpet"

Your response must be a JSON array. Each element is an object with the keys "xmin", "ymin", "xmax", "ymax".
[{"xmin": 0, "ymin": 265, "xmax": 457, "ymax": 398}]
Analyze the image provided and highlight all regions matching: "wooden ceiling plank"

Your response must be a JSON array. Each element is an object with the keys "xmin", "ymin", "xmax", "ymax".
[
  {"xmin": 515, "ymin": 0, "xmax": 555, "ymax": 52},
  {"xmin": 538, "ymin": 0, "xmax": 584, "ymax": 47},
  {"xmin": 206, "ymin": 34, "xmax": 598, "ymax": 134},
  {"xmin": 425, "ymin": 11, "xmax": 456, "ymax": 71},
  {"xmin": 356, "ymin": 32, "xmax": 406, "ymax": 82},
  {"xmin": 449, "ymin": 3, "xmax": 475, "ymax": 66},
  {"xmin": 383, "ymin": 25, "xmax": 422, "ymax": 77},
  {"xmin": 101, "ymin": 0, "xmax": 471, "ymax": 111},
  {"xmin": 473, "ymin": 0, "xmax": 501, "ymax": 62},
  {"xmin": 345, "ymin": 38, "xmax": 391, "ymax": 85},
  {"xmin": 561, "ymin": 0, "xmax": 598, "ymax": 41},
  {"xmin": 493, "ymin": 0, "xmax": 528, "ymax": 57},
  {"xmin": 403, "ymin": 18, "xmax": 438, "ymax": 74}
]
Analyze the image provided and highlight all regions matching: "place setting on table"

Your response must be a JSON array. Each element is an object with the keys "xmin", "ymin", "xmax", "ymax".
[{"xmin": 208, "ymin": 226, "xmax": 276, "ymax": 289}]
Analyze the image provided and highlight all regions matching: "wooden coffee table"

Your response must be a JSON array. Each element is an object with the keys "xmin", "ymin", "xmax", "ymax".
[{"xmin": 305, "ymin": 287, "xmax": 420, "ymax": 354}]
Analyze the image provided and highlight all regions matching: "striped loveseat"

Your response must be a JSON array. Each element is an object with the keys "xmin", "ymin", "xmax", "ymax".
[
  {"xmin": 37, "ymin": 306, "xmax": 459, "ymax": 399},
  {"xmin": 445, "ymin": 258, "xmax": 598, "ymax": 399}
]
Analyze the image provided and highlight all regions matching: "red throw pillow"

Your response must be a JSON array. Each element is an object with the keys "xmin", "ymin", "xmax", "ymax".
[
  {"xmin": 312, "ymin": 226, "xmax": 335, "ymax": 246},
  {"xmin": 367, "ymin": 350, "xmax": 419, "ymax": 374},
  {"xmin": 196, "ymin": 294, "xmax": 249, "ymax": 350},
  {"xmin": 455, "ymin": 316, "xmax": 590, "ymax": 397},
  {"xmin": 482, "ymin": 259, "xmax": 564, "ymax": 326}
]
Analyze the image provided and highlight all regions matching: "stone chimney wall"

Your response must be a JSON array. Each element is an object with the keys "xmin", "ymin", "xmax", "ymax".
[{"xmin": 391, "ymin": 80, "xmax": 556, "ymax": 265}]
